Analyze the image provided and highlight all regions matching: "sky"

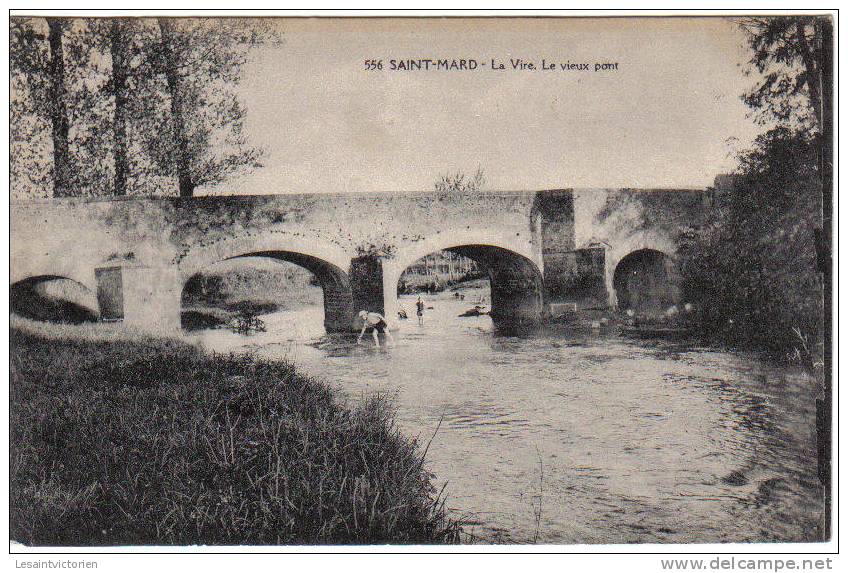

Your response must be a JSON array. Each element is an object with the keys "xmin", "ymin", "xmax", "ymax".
[{"xmin": 213, "ymin": 17, "xmax": 763, "ymax": 195}]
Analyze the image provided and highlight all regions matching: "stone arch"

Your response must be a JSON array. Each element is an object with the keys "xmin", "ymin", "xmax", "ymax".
[
  {"xmin": 612, "ymin": 248, "xmax": 680, "ymax": 315},
  {"xmin": 385, "ymin": 232, "xmax": 544, "ymax": 329},
  {"xmin": 604, "ymin": 231, "xmax": 679, "ymax": 308},
  {"xmin": 10, "ymin": 275, "xmax": 99, "ymax": 324},
  {"xmin": 11, "ymin": 262, "xmax": 98, "ymax": 295},
  {"xmin": 178, "ymin": 234, "xmax": 355, "ymax": 333}
]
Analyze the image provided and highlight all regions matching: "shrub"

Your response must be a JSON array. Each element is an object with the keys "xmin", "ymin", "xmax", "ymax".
[{"xmin": 678, "ymin": 128, "xmax": 824, "ymax": 357}]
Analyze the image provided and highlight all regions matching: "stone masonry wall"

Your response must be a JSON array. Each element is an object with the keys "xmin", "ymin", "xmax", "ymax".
[{"xmin": 11, "ymin": 188, "xmax": 707, "ymax": 330}]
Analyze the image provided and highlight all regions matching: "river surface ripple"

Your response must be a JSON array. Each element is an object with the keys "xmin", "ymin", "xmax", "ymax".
[{"xmin": 189, "ymin": 293, "xmax": 824, "ymax": 544}]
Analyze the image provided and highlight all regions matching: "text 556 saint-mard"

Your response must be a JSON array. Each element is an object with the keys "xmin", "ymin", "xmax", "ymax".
[{"xmin": 364, "ymin": 58, "xmax": 620, "ymax": 72}]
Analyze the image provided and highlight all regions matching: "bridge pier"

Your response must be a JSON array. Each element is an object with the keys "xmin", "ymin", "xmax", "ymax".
[
  {"xmin": 97, "ymin": 264, "xmax": 182, "ymax": 333},
  {"xmin": 382, "ymin": 271, "xmax": 401, "ymax": 330},
  {"xmin": 321, "ymin": 279, "xmax": 356, "ymax": 333},
  {"xmin": 350, "ymin": 255, "xmax": 387, "ymax": 328},
  {"xmin": 450, "ymin": 246, "xmax": 544, "ymax": 329},
  {"xmin": 488, "ymin": 272, "xmax": 545, "ymax": 327}
]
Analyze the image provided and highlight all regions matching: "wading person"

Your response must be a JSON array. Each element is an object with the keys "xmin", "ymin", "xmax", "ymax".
[
  {"xmin": 416, "ymin": 296, "xmax": 425, "ymax": 325},
  {"xmin": 357, "ymin": 310, "xmax": 394, "ymax": 347}
]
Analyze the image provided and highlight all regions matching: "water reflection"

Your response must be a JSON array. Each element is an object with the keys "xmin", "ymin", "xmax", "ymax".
[{"xmin": 188, "ymin": 293, "xmax": 823, "ymax": 544}]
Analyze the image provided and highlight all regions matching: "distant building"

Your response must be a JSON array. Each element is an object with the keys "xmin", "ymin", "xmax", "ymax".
[
  {"xmin": 399, "ymin": 251, "xmax": 482, "ymax": 291},
  {"xmin": 713, "ymin": 174, "xmax": 738, "ymax": 191},
  {"xmin": 705, "ymin": 174, "xmax": 738, "ymax": 209}
]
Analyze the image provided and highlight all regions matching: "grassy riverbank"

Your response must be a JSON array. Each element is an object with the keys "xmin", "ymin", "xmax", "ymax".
[
  {"xmin": 10, "ymin": 320, "xmax": 461, "ymax": 546},
  {"xmin": 181, "ymin": 263, "xmax": 324, "ymax": 331}
]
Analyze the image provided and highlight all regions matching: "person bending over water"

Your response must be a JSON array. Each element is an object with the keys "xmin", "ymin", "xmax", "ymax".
[{"xmin": 357, "ymin": 310, "xmax": 394, "ymax": 347}]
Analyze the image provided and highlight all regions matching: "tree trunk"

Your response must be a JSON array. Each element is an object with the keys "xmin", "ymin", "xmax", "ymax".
[
  {"xmin": 815, "ymin": 15, "xmax": 833, "ymax": 542},
  {"xmin": 796, "ymin": 19, "xmax": 823, "ymax": 129},
  {"xmin": 158, "ymin": 19, "xmax": 195, "ymax": 198},
  {"xmin": 46, "ymin": 18, "xmax": 70, "ymax": 197},
  {"xmin": 110, "ymin": 20, "xmax": 129, "ymax": 196}
]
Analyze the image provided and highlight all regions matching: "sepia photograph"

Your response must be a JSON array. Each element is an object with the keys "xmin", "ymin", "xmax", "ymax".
[{"xmin": 6, "ymin": 8, "xmax": 836, "ymax": 556}]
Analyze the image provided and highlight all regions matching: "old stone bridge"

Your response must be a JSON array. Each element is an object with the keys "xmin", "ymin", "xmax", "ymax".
[{"xmin": 10, "ymin": 189, "xmax": 709, "ymax": 333}]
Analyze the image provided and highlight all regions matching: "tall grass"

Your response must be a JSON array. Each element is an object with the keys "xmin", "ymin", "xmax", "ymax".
[{"xmin": 10, "ymin": 324, "xmax": 461, "ymax": 546}]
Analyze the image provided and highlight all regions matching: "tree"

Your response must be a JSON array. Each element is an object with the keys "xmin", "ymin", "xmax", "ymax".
[
  {"xmin": 679, "ymin": 127, "xmax": 822, "ymax": 350},
  {"xmin": 685, "ymin": 18, "xmax": 833, "ymax": 537},
  {"xmin": 45, "ymin": 18, "xmax": 72, "ymax": 196},
  {"xmin": 738, "ymin": 16, "xmax": 830, "ymax": 131},
  {"xmin": 150, "ymin": 18, "xmax": 272, "ymax": 197},
  {"xmin": 10, "ymin": 18, "xmax": 53, "ymax": 197},
  {"xmin": 737, "ymin": 15, "xmax": 834, "ymax": 246},
  {"xmin": 11, "ymin": 17, "xmax": 139, "ymax": 198},
  {"xmin": 109, "ymin": 19, "xmax": 131, "ymax": 196},
  {"xmin": 732, "ymin": 15, "xmax": 832, "ymax": 360},
  {"xmin": 681, "ymin": 17, "xmax": 832, "ymax": 354},
  {"xmin": 86, "ymin": 18, "xmax": 164, "ymax": 196},
  {"xmin": 10, "ymin": 16, "xmax": 276, "ymax": 199},
  {"xmin": 156, "ymin": 19, "xmax": 193, "ymax": 197},
  {"xmin": 434, "ymin": 167, "xmax": 486, "ymax": 195},
  {"xmin": 10, "ymin": 18, "xmax": 74, "ymax": 197}
]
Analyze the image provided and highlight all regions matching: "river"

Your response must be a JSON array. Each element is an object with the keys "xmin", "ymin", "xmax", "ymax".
[{"xmin": 188, "ymin": 291, "xmax": 824, "ymax": 544}]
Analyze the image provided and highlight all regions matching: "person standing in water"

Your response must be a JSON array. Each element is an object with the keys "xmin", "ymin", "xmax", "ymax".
[
  {"xmin": 415, "ymin": 296, "xmax": 425, "ymax": 325},
  {"xmin": 357, "ymin": 310, "xmax": 394, "ymax": 347}
]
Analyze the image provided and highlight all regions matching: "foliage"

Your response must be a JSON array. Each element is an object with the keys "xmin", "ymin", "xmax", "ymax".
[
  {"xmin": 10, "ymin": 18, "xmax": 80, "ymax": 196},
  {"xmin": 398, "ymin": 269, "xmax": 486, "ymax": 295},
  {"xmin": 737, "ymin": 16, "xmax": 830, "ymax": 131},
  {"xmin": 181, "ymin": 265, "xmax": 322, "ymax": 332},
  {"xmin": 183, "ymin": 265, "xmax": 318, "ymax": 307},
  {"xmin": 678, "ymin": 16, "xmax": 829, "ymax": 365},
  {"xmin": 595, "ymin": 189, "xmax": 704, "ymax": 235},
  {"xmin": 9, "ymin": 16, "xmax": 278, "ymax": 198},
  {"xmin": 228, "ymin": 309, "xmax": 267, "ymax": 334},
  {"xmin": 678, "ymin": 128, "xmax": 823, "ymax": 355},
  {"xmin": 149, "ymin": 18, "xmax": 274, "ymax": 196},
  {"xmin": 433, "ymin": 167, "xmax": 486, "ymax": 195},
  {"xmin": 10, "ymin": 325, "xmax": 462, "ymax": 545},
  {"xmin": 354, "ymin": 243, "xmax": 396, "ymax": 258},
  {"xmin": 10, "ymin": 18, "xmax": 54, "ymax": 196}
]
